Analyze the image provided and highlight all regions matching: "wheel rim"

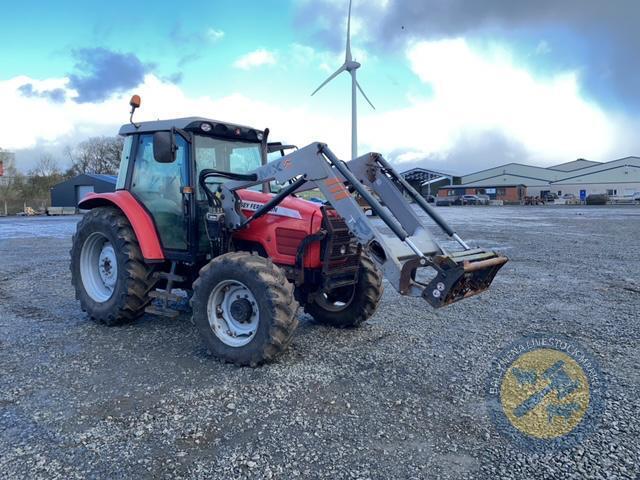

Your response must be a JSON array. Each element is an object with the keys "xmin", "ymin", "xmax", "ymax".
[
  {"xmin": 207, "ymin": 280, "xmax": 259, "ymax": 347},
  {"xmin": 80, "ymin": 232, "xmax": 118, "ymax": 303}
]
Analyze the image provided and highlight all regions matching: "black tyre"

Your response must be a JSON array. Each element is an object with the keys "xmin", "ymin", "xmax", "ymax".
[
  {"xmin": 191, "ymin": 252, "xmax": 299, "ymax": 366},
  {"xmin": 304, "ymin": 254, "xmax": 383, "ymax": 328},
  {"xmin": 70, "ymin": 207, "xmax": 156, "ymax": 326}
]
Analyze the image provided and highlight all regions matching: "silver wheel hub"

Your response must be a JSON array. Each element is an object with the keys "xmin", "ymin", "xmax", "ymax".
[
  {"xmin": 207, "ymin": 280, "xmax": 259, "ymax": 347},
  {"xmin": 80, "ymin": 232, "xmax": 118, "ymax": 303},
  {"xmin": 98, "ymin": 245, "xmax": 117, "ymax": 289}
]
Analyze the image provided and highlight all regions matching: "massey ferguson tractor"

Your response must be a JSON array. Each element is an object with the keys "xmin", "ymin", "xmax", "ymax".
[{"xmin": 70, "ymin": 96, "xmax": 507, "ymax": 366}]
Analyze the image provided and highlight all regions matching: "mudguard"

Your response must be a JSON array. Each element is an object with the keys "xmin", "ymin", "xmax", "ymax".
[{"xmin": 78, "ymin": 191, "xmax": 165, "ymax": 262}]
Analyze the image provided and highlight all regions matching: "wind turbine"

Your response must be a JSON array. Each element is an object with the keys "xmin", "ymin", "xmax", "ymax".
[{"xmin": 311, "ymin": 0, "xmax": 375, "ymax": 160}]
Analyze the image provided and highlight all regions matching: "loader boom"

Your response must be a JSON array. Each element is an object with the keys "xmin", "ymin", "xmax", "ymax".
[{"xmin": 219, "ymin": 143, "xmax": 507, "ymax": 307}]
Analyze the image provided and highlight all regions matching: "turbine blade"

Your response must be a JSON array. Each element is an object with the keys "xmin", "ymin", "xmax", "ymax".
[
  {"xmin": 346, "ymin": 0, "xmax": 353, "ymax": 62},
  {"xmin": 356, "ymin": 80, "xmax": 376, "ymax": 110},
  {"xmin": 311, "ymin": 64, "xmax": 347, "ymax": 96}
]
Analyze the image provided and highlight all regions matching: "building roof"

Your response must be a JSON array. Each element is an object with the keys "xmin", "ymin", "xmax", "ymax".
[
  {"xmin": 456, "ymin": 156, "xmax": 640, "ymax": 189},
  {"xmin": 548, "ymin": 159, "xmax": 602, "ymax": 171},
  {"xmin": 401, "ymin": 167, "xmax": 457, "ymax": 183},
  {"xmin": 86, "ymin": 174, "xmax": 117, "ymax": 184},
  {"xmin": 461, "ymin": 163, "xmax": 566, "ymax": 184},
  {"xmin": 457, "ymin": 173, "xmax": 557, "ymax": 188},
  {"xmin": 551, "ymin": 163, "xmax": 640, "ymax": 185}
]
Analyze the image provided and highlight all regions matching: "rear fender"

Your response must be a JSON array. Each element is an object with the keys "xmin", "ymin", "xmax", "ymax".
[{"xmin": 78, "ymin": 191, "xmax": 164, "ymax": 262}]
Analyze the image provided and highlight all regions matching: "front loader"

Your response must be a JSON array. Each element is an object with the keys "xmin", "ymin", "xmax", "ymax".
[{"xmin": 70, "ymin": 96, "xmax": 507, "ymax": 366}]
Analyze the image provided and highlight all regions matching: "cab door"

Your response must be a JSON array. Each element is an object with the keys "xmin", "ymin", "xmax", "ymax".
[{"xmin": 130, "ymin": 134, "xmax": 189, "ymax": 252}]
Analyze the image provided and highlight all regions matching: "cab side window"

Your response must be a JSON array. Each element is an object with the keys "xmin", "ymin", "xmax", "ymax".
[{"xmin": 130, "ymin": 134, "xmax": 189, "ymax": 250}]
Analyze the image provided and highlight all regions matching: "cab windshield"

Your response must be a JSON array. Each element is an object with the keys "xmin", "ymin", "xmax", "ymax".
[{"xmin": 194, "ymin": 135, "xmax": 262, "ymax": 199}]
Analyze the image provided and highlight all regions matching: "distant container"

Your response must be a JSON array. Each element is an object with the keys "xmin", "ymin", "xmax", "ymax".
[
  {"xmin": 586, "ymin": 194, "xmax": 608, "ymax": 205},
  {"xmin": 50, "ymin": 174, "xmax": 117, "ymax": 208}
]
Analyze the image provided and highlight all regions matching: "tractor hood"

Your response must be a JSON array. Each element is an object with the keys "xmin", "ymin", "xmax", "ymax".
[
  {"xmin": 232, "ymin": 189, "xmax": 325, "ymax": 267},
  {"xmin": 236, "ymin": 189, "xmax": 323, "ymax": 224}
]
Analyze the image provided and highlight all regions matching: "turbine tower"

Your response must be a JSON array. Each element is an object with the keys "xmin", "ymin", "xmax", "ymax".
[{"xmin": 311, "ymin": 0, "xmax": 375, "ymax": 160}]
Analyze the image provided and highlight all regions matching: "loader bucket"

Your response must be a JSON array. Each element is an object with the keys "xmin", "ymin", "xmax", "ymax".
[{"xmin": 420, "ymin": 249, "xmax": 508, "ymax": 308}]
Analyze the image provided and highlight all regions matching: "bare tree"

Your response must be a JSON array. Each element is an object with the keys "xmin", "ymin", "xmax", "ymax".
[
  {"xmin": 29, "ymin": 153, "xmax": 61, "ymax": 177},
  {"xmin": 67, "ymin": 136, "xmax": 124, "ymax": 175}
]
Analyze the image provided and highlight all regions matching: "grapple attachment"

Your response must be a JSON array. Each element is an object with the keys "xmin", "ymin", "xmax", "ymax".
[{"xmin": 422, "ymin": 249, "xmax": 508, "ymax": 308}]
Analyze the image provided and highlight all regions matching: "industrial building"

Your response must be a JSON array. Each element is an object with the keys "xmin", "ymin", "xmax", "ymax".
[
  {"xmin": 50, "ymin": 174, "xmax": 116, "ymax": 208},
  {"xmin": 437, "ymin": 156, "xmax": 640, "ymax": 203},
  {"xmin": 0, "ymin": 151, "xmax": 16, "ymax": 187},
  {"xmin": 401, "ymin": 168, "xmax": 459, "ymax": 197}
]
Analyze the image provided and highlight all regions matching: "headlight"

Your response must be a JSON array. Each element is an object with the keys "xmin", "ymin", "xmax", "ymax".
[{"xmin": 200, "ymin": 123, "xmax": 212, "ymax": 132}]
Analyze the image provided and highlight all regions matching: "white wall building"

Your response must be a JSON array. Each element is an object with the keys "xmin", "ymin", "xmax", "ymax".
[{"xmin": 458, "ymin": 157, "xmax": 640, "ymax": 199}]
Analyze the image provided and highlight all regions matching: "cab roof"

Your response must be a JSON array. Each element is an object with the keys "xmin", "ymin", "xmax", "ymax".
[{"xmin": 118, "ymin": 117, "xmax": 264, "ymax": 141}]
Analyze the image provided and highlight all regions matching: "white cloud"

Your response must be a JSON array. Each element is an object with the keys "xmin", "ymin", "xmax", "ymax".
[
  {"xmin": 233, "ymin": 49, "xmax": 277, "ymax": 70},
  {"xmin": 360, "ymin": 38, "xmax": 616, "ymax": 166},
  {"xmin": 0, "ymin": 73, "xmax": 351, "ymax": 170},
  {"xmin": 207, "ymin": 28, "xmax": 225, "ymax": 42},
  {"xmin": 1, "ymin": 38, "xmax": 634, "ymax": 173}
]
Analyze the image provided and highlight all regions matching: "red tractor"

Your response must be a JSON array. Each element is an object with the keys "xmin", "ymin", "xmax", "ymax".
[{"xmin": 70, "ymin": 96, "xmax": 507, "ymax": 366}]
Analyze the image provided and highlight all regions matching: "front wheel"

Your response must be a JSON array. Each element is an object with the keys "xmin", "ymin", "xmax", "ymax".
[
  {"xmin": 191, "ymin": 252, "xmax": 299, "ymax": 366},
  {"xmin": 304, "ymin": 254, "xmax": 383, "ymax": 328}
]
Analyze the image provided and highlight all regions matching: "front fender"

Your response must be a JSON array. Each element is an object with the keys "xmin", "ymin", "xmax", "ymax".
[{"xmin": 79, "ymin": 191, "xmax": 165, "ymax": 262}]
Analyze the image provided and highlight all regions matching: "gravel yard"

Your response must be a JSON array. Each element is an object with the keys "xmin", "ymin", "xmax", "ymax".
[{"xmin": 1, "ymin": 206, "xmax": 639, "ymax": 479}]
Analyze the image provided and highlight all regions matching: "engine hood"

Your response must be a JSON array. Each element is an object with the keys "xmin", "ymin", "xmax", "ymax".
[{"xmin": 235, "ymin": 189, "xmax": 323, "ymax": 223}]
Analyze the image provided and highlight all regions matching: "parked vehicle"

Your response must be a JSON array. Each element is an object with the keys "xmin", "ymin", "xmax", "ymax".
[
  {"xmin": 476, "ymin": 194, "xmax": 490, "ymax": 205},
  {"xmin": 459, "ymin": 194, "xmax": 488, "ymax": 205}
]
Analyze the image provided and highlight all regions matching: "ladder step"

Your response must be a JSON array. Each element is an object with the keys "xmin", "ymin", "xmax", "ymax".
[
  {"xmin": 148, "ymin": 290, "xmax": 183, "ymax": 302},
  {"xmin": 145, "ymin": 306, "xmax": 181, "ymax": 319}
]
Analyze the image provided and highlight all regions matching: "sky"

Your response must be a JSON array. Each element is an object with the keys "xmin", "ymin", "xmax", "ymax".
[{"xmin": 1, "ymin": 0, "xmax": 639, "ymax": 174}]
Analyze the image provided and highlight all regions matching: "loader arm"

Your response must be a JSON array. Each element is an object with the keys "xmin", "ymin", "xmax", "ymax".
[{"xmin": 218, "ymin": 142, "xmax": 507, "ymax": 308}]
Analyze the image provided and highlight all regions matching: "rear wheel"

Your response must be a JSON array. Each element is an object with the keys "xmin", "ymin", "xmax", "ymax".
[
  {"xmin": 304, "ymin": 254, "xmax": 383, "ymax": 328},
  {"xmin": 191, "ymin": 252, "xmax": 299, "ymax": 366},
  {"xmin": 70, "ymin": 207, "xmax": 156, "ymax": 326}
]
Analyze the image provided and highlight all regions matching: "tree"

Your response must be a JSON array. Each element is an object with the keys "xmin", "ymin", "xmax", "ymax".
[
  {"xmin": 30, "ymin": 153, "xmax": 61, "ymax": 177},
  {"xmin": 66, "ymin": 136, "xmax": 124, "ymax": 175},
  {"xmin": 24, "ymin": 154, "xmax": 65, "ymax": 204}
]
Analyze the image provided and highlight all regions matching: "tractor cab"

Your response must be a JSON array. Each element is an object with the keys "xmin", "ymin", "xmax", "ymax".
[{"xmin": 115, "ymin": 116, "xmax": 303, "ymax": 264}]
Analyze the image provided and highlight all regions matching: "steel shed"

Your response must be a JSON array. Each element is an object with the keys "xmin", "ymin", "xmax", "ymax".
[{"xmin": 50, "ymin": 174, "xmax": 117, "ymax": 208}]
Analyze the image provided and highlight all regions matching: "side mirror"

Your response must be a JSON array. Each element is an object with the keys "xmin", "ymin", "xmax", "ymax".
[{"xmin": 153, "ymin": 131, "xmax": 176, "ymax": 163}]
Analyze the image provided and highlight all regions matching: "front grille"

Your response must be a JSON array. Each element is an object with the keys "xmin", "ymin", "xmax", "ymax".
[{"xmin": 321, "ymin": 208, "xmax": 361, "ymax": 291}]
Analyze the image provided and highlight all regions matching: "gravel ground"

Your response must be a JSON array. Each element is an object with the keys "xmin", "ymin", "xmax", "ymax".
[{"xmin": 1, "ymin": 206, "xmax": 639, "ymax": 479}]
